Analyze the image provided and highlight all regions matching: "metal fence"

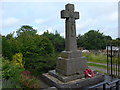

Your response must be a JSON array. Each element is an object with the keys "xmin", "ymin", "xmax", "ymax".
[
  {"xmin": 106, "ymin": 45, "xmax": 120, "ymax": 78},
  {"xmin": 85, "ymin": 79, "xmax": 120, "ymax": 90}
]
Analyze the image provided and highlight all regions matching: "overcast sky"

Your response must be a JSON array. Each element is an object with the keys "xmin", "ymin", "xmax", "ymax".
[{"xmin": 0, "ymin": 1, "xmax": 119, "ymax": 39}]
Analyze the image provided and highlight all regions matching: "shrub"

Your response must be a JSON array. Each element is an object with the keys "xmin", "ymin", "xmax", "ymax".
[
  {"xmin": 12, "ymin": 53, "xmax": 24, "ymax": 68},
  {"xmin": 20, "ymin": 70, "xmax": 41, "ymax": 88},
  {"xmin": 24, "ymin": 55, "xmax": 57, "ymax": 76},
  {"xmin": 2, "ymin": 57, "xmax": 25, "ymax": 87}
]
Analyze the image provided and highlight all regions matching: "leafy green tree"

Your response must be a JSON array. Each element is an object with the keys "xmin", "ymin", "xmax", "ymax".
[
  {"xmin": 16, "ymin": 26, "xmax": 55, "ymax": 57},
  {"xmin": 77, "ymin": 34, "xmax": 86, "ymax": 49},
  {"xmin": 16, "ymin": 25, "xmax": 37, "ymax": 37},
  {"xmin": 42, "ymin": 30, "xmax": 65, "ymax": 52},
  {"xmin": 110, "ymin": 38, "xmax": 120, "ymax": 46},
  {"xmin": 2, "ymin": 33, "xmax": 21, "ymax": 60},
  {"xmin": 77, "ymin": 30, "xmax": 112, "ymax": 50},
  {"xmin": 15, "ymin": 25, "xmax": 56, "ymax": 75}
]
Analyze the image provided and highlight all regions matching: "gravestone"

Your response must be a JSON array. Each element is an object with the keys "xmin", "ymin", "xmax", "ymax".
[{"xmin": 42, "ymin": 3, "xmax": 104, "ymax": 89}]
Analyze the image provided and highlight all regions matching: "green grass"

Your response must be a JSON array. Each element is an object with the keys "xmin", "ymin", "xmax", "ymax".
[
  {"xmin": 83, "ymin": 53, "xmax": 119, "ymax": 64},
  {"xmin": 88, "ymin": 63, "xmax": 107, "ymax": 69},
  {"xmin": 95, "ymin": 70, "xmax": 107, "ymax": 75},
  {"xmin": 83, "ymin": 53, "xmax": 106, "ymax": 63},
  {"xmin": 88, "ymin": 63, "xmax": 118, "ymax": 72}
]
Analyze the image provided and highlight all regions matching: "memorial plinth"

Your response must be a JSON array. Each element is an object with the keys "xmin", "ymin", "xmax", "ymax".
[
  {"xmin": 42, "ymin": 3, "xmax": 104, "ymax": 89},
  {"xmin": 56, "ymin": 50, "xmax": 88, "ymax": 76}
]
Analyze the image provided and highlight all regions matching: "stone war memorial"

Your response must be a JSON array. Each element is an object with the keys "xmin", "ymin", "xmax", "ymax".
[{"xmin": 42, "ymin": 3, "xmax": 104, "ymax": 89}]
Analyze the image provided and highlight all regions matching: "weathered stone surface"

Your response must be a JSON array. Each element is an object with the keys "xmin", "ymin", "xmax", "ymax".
[
  {"xmin": 60, "ymin": 50, "xmax": 82, "ymax": 58},
  {"xmin": 56, "ymin": 56, "xmax": 88, "ymax": 76},
  {"xmin": 61, "ymin": 4, "xmax": 79, "ymax": 51},
  {"xmin": 56, "ymin": 3, "xmax": 87, "ymax": 76},
  {"xmin": 43, "ymin": 87, "xmax": 58, "ymax": 90},
  {"xmin": 42, "ymin": 73, "xmax": 105, "ymax": 89},
  {"xmin": 49, "ymin": 70, "xmax": 84, "ymax": 82}
]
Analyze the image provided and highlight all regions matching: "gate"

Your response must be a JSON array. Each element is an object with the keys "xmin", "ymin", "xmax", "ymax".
[
  {"xmin": 85, "ymin": 44, "xmax": 120, "ymax": 89},
  {"xmin": 106, "ymin": 44, "xmax": 120, "ymax": 78}
]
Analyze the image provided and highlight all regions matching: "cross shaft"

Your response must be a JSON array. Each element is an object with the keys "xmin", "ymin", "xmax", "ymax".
[{"xmin": 61, "ymin": 4, "xmax": 79, "ymax": 51}]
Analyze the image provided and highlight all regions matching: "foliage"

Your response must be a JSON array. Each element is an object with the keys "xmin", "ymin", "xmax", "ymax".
[
  {"xmin": 77, "ymin": 30, "xmax": 112, "ymax": 50},
  {"xmin": 42, "ymin": 30, "xmax": 65, "ymax": 52},
  {"xmin": 2, "ymin": 57, "xmax": 41, "ymax": 88},
  {"xmin": 2, "ymin": 25, "xmax": 118, "ymax": 86},
  {"xmin": 24, "ymin": 55, "xmax": 57, "ymax": 76},
  {"xmin": 2, "ymin": 35, "xmax": 13, "ymax": 60},
  {"xmin": 33, "ymin": 35, "xmax": 55, "ymax": 57},
  {"xmin": 2, "ymin": 57, "xmax": 25, "ymax": 83},
  {"xmin": 2, "ymin": 25, "xmax": 55, "ymax": 60},
  {"xmin": 0, "ymin": 35, "xmax": 2, "ymax": 55},
  {"xmin": 16, "ymin": 25, "xmax": 37, "ymax": 37},
  {"xmin": 2, "ymin": 25, "xmax": 56, "ymax": 76},
  {"xmin": 20, "ymin": 71, "xmax": 41, "ymax": 88},
  {"xmin": 16, "ymin": 28, "xmax": 55, "ymax": 58},
  {"xmin": 12, "ymin": 53, "xmax": 24, "ymax": 68},
  {"xmin": 2, "ymin": 34, "xmax": 21, "ymax": 60},
  {"xmin": 110, "ymin": 38, "xmax": 120, "ymax": 46},
  {"xmin": 2, "ymin": 79, "xmax": 21, "ymax": 88}
]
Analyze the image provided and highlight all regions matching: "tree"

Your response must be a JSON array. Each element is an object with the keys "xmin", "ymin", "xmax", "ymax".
[
  {"xmin": 77, "ymin": 30, "xmax": 112, "ymax": 50},
  {"xmin": 16, "ymin": 25, "xmax": 37, "ymax": 37},
  {"xmin": 15, "ymin": 26, "xmax": 55, "ymax": 57},
  {"xmin": 77, "ymin": 34, "xmax": 86, "ymax": 49},
  {"xmin": 2, "ymin": 33, "xmax": 21, "ymax": 60},
  {"xmin": 42, "ymin": 30, "xmax": 65, "ymax": 52}
]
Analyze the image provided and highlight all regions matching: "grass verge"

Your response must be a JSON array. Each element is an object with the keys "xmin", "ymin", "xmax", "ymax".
[
  {"xmin": 88, "ymin": 63, "xmax": 107, "ymax": 69},
  {"xmin": 88, "ymin": 63, "xmax": 118, "ymax": 72}
]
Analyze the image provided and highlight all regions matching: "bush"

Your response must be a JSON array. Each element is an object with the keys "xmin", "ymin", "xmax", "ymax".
[
  {"xmin": 20, "ymin": 71, "xmax": 41, "ymax": 88},
  {"xmin": 12, "ymin": 53, "xmax": 24, "ymax": 68},
  {"xmin": 2, "ymin": 57, "xmax": 41, "ymax": 88},
  {"xmin": 24, "ymin": 55, "xmax": 57, "ymax": 76},
  {"xmin": 2, "ymin": 57, "xmax": 25, "ymax": 87}
]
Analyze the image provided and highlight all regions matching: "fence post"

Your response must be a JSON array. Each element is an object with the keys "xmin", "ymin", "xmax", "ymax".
[
  {"xmin": 103, "ymin": 84, "xmax": 106, "ymax": 90},
  {"xmin": 116, "ymin": 81, "xmax": 119, "ymax": 90},
  {"xmin": 107, "ymin": 45, "xmax": 109, "ymax": 74},
  {"xmin": 110, "ymin": 45, "xmax": 113, "ymax": 76}
]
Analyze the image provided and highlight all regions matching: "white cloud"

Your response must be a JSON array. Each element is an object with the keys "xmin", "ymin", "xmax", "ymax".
[
  {"xmin": 103, "ymin": 26, "xmax": 118, "ymax": 39},
  {"xmin": 60, "ymin": 32, "xmax": 65, "ymax": 37},
  {"xmin": 33, "ymin": 27, "xmax": 38, "ymax": 30},
  {"xmin": 2, "ymin": 17, "xmax": 20, "ymax": 28},
  {"xmin": 34, "ymin": 19, "xmax": 48, "ymax": 24},
  {"xmin": 1, "ymin": 0, "xmax": 119, "ymax": 2},
  {"xmin": 108, "ymin": 11, "xmax": 118, "ymax": 21},
  {"xmin": 37, "ymin": 27, "xmax": 52, "ymax": 35},
  {"xmin": 37, "ymin": 31, "xmax": 43, "ymax": 35},
  {"xmin": 76, "ymin": 10, "xmax": 118, "ymax": 39},
  {"xmin": 47, "ymin": 27, "xmax": 52, "ymax": 33},
  {"xmin": 77, "ymin": 18, "xmax": 97, "ymax": 30},
  {"xmin": 0, "ymin": 8, "xmax": 3, "ymax": 32}
]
